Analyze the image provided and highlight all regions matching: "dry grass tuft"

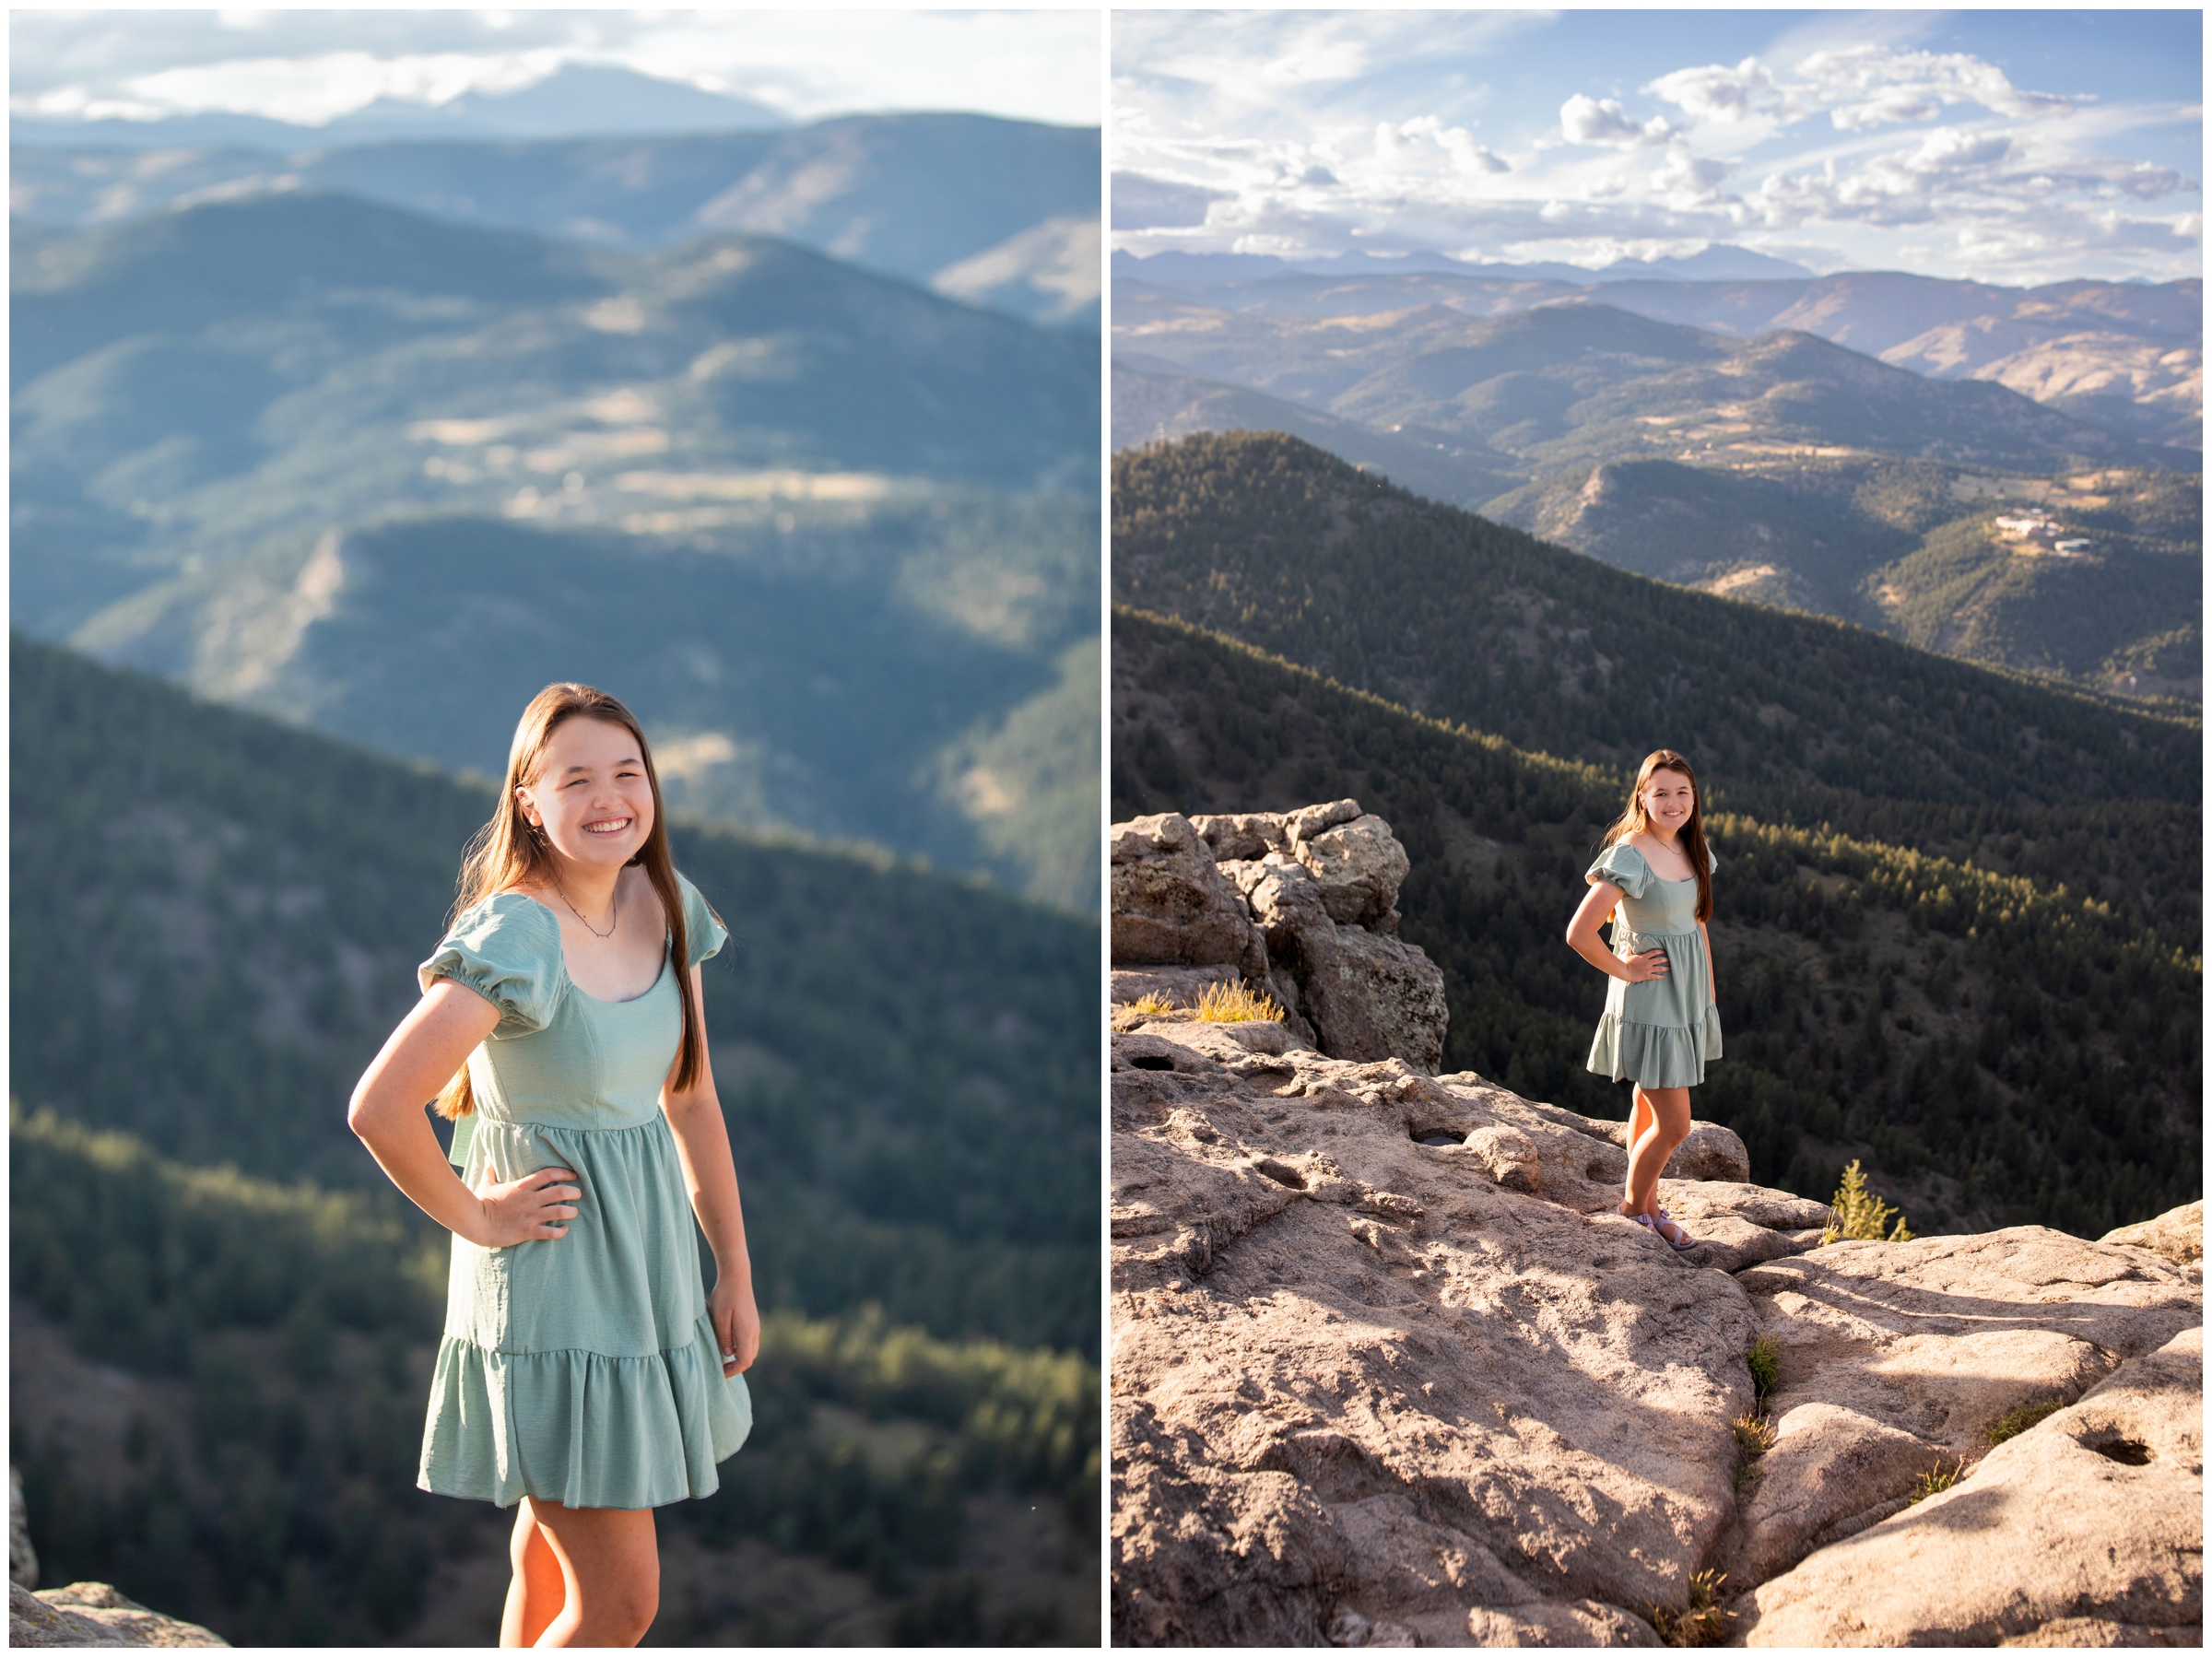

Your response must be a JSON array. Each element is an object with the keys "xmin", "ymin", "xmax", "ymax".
[
  {"xmin": 1124, "ymin": 992, "xmax": 1177, "ymax": 1017},
  {"xmin": 1907, "ymin": 1455, "xmax": 1968, "ymax": 1504},
  {"xmin": 1193, "ymin": 981, "xmax": 1284, "ymax": 1023},
  {"xmin": 1652, "ymin": 1569, "xmax": 1732, "ymax": 1647}
]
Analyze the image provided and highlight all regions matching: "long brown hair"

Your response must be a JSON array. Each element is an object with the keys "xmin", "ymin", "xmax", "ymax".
[
  {"xmin": 1598, "ymin": 748, "xmax": 1713, "ymax": 923},
  {"xmin": 434, "ymin": 684, "xmax": 706, "ymax": 1121}
]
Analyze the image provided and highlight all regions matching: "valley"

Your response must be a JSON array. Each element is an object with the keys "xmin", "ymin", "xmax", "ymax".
[{"xmin": 14, "ymin": 189, "xmax": 1100, "ymax": 909}]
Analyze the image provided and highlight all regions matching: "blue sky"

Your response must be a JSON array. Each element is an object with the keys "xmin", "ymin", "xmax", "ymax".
[
  {"xmin": 11, "ymin": 8, "xmax": 1102, "ymax": 130},
  {"xmin": 1112, "ymin": 9, "xmax": 2203, "ymax": 283}
]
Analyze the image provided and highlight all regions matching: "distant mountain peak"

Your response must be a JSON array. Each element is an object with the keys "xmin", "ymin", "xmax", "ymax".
[{"xmin": 10, "ymin": 63, "xmax": 789, "ymax": 151}]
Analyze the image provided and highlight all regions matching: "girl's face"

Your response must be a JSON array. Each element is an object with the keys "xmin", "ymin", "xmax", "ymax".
[
  {"xmin": 1640, "ymin": 769, "xmax": 1695, "ymax": 836},
  {"xmin": 515, "ymin": 716, "xmax": 655, "ymax": 873}
]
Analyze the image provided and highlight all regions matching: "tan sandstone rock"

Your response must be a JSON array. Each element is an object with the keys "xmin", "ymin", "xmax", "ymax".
[
  {"xmin": 9, "ymin": 1581, "xmax": 229, "ymax": 1647},
  {"xmin": 1718, "ymin": 1226, "xmax": 2201, "ymax": 1596},
  {"xmin": 1110, "ymin": 1023, "xmax": 2206, "ymax": 1648},
  {"xmin": 1737, "ymin": 1324, "xmax": 2203, "ymax": 1646},
  {"xmin": 2102, "ymin": 1200, "xmax": 2204, "ymax": 1269}
]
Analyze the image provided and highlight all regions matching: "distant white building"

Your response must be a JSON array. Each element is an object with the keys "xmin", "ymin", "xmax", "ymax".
[{"xmin": 2053, "ymin": 539, "xmax": 2094, "ymax": 557}]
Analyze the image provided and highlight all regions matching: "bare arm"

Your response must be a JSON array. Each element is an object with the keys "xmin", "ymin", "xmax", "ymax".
[
  {"xmin": 1700, "ymin": 918, "xmax": 1716, "ymax": 1005},
  {"xmin": 347, "ymin": 978, "xmax": 581, "ymax": 1248},
  {"xmin": 662, "ymin": 964, "xmax": 759, "ymax": 1376},
  {"xmin": 1566, "ymin": 881, "xmax": 1670, "ymax": 983}
]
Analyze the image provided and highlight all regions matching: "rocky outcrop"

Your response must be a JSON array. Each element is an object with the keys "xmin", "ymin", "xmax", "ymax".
[
  {"xmin": 1112, "ymin": 814, "xmax": 1270, "ymax": 981},
  {"xmin": 1112, "ymin": 805, "xmax": 1447, "ymax": 1074},
  {"xmin": 1108, "ymin": 1019, "xmax": 2205, "ymax": 1647}
]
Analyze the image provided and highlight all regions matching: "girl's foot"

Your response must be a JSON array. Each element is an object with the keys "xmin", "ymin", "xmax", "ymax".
[{"xmin": 1629, "ymin": 1209, "xmax": 1698, "ymax": 1251}]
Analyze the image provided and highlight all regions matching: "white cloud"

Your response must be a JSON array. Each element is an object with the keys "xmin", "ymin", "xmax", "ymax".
[
  {"xmin": 1381, "ymin": 114, "xmax": 1509, "ymax": 175},
  {"xmin": 1561, "ymin": 94, "xmax": 1673, "ymax": 147},
  {"xmin": 1799, "ymin": 45, "xmax": 2078, "ymax": 131},
  {"xmin": 1644, "ymin": 57, "xmax": 1790, "ymax": 126}
]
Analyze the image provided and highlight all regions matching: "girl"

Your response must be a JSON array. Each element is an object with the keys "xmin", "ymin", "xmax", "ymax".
[
  {"xmin": 347, "ymin": 684, "xmax": 756, "ymax": 1647},
  {"xmin": 1564, "ymin": 749, "xmax": 1722, "ymax": 1251}
]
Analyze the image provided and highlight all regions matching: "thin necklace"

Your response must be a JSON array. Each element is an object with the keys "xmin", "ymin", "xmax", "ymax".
[{"xmin": 552, "ymin": 874, "xmax": 618, "ymax": 939}]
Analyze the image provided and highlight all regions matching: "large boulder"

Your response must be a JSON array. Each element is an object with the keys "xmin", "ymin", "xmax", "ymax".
[
  {"xmin": 1111, "ymin": 813, "xmax": 1267, "ymax": 979},
  {"xmin": 1109, "ymin": 1031, "xmax": 2206, "ymax": 1649},
  {"xmin": 1243, "ymin": 852, "xmax": 1445, "ymax": 1073}
]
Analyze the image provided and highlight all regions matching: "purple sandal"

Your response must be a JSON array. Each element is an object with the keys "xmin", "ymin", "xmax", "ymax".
[{"xmin": 1632, "ymin": 1210, "xmax": 1699, "ymax": 1252}]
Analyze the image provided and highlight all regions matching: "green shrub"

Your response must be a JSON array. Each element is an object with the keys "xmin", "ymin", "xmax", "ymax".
[
  {"xmin": 1820, "ymin": 1159, "xmax": 1915, "ymax": 1243},
  {"xmin": 1747, "ymin": 1336, "xmax": 1782, "ymax": 1405},
  {"xmin": 1984, "ymin": 1396, "xmax": 2066, "ymax": 1445}
]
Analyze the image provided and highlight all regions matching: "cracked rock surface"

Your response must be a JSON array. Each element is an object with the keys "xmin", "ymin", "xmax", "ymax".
[{"xmin": 1108, "ymin": 1024, "xmax": 2205, "ymax": 1648}]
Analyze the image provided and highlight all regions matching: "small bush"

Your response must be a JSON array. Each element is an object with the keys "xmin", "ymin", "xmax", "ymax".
[
  {"xmin": 1747, "ymin": 1336, "xmax": 1781, "ymax": 1405},
  {"xmin": 1984, "ymin": 1396, "xmax": 2065, "ymax": 1445},
  {"xmin": 1194, "ymin": 981, "xmax": 1284, "ymax": 1023},
  {"xmin": 1819, "ymin": 1159, "xmax": 1915, "ymax": 1243},
  {"xmin": 1124, "ymin": 992, "xmax": 1176, "ymax": 1016},
  {"xmin": 1907, "ymin": 1455, "xmax": 1967, "ymax": 1504},
  {"xmin": 1652, "ymin": 1569, "xmax": 1731, "ymax": 1647}
]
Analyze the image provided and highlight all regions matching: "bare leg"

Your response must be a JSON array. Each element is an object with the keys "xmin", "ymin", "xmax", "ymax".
[
  {"xmin": 1620, "ymin": 1086, "xmax": 1691, "ymax": 1218},
  {"xmin": 1624, "ymin": 1088, "xmax": 1654, "ymax": 1177},
  {"xmin": 500, "ymin": 1499, "xmax": 569, "ymax": 1649},
  {"xmin": 521, "ymin": 1500, "xmax": 659, "ymax": 1648}
]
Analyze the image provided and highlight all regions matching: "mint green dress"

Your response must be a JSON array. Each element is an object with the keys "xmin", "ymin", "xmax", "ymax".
[
  {"xmin": 414, "ymin": 872, "xmax": 752, "ymax": 1510},
  {"xmin": 1584, "ymin": 842, "xmax": 1724, "ymax": 1088}
]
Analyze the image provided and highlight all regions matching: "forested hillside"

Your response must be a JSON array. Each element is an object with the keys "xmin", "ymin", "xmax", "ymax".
[
  {"xmin": 1113, "ymin": 432, "xmax": 2199, "ymax": 958},
  {"xmin": 11, "ymin": 635, "xmax": 1100, "ymax": 1643},
  {"xmin": 12, "ymin": 1108, "xmax": 1098, "ymax": 1647},
  {"xmin": 1112, "ymin": 605, "xmax": 2199, "ymax": 1242}
]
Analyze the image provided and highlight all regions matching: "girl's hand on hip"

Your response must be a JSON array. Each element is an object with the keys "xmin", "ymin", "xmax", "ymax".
[
  {"xmin": 1620, "ymin": 947, "xmax": 1671, "ymax": 983},
  {"xmin": 469, "ymin": 1160, "xmax": 582, "ymax": 1247},
  {"xmin": 711, "ymin": 1275, "xmax": 759, "ymax": 1377}
]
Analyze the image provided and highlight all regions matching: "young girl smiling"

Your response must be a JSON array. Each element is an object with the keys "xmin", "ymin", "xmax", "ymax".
[
  {"xmin": 348, "ymin": 684, "xmax": 755, "ymax": 1646},
  {"xmin": 1564, "ymin": 749, "xmax": 1722, "ymax": 1250}
]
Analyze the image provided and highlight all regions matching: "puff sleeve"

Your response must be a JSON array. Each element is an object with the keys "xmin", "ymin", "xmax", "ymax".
[
  {"xmin": 1586, "ymin": 842, "xmax": 1652, "ymax": 899},
  {"xmin": 418, "ymin": 893, "xmax": 561, "ymax": 1034},
  {"xmin": 676, "ymin": 872, "xmax": 728, "ymax": 970}
]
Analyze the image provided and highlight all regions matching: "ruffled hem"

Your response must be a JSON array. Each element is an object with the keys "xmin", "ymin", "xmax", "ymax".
[
  {"xmin": 1586, "ymin": 1006, "xmax": 1723, "ymax": 1088},
  {"xmin": 418, "ymin": 1309, "xmax": 751, "ymax": 1510}
]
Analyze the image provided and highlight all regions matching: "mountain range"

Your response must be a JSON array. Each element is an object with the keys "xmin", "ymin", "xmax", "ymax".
[
  {"xmin": 12, "ymin": 111, "xmax": 1101, "ymax": 327},
  {"xmin": 11, "ymin": 64, "xmax": 789, "ymax": 148},
  {"xmin": 1113, "ymin": 264, "xmax": 2200, "ymax": 700},
  {"xmin": 14, "ymin": 191, "xmax": 1100, "ymax": 909},
  {"xmin": 1110, "ymin": 241, "xmax": 1819, "ymax": 284}
]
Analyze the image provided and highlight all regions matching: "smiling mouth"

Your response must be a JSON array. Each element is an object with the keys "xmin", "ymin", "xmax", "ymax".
[{"xmin": 584, "ymin": 817, "xmax": 632, "ymax": 836}]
